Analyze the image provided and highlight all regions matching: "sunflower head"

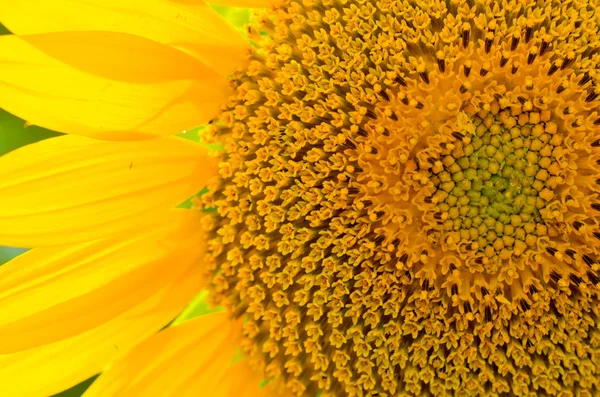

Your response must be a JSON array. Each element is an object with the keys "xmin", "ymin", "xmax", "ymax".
[{"xmin": 198, "ymin": 0, "xmax": 600, "ymax": 395}]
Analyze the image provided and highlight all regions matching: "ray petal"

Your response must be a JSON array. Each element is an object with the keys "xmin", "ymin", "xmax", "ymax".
[
  {"xmin": 0, "ymin": 0, "xmax": 249, "ymax": 73},
  {"xmin": 206, "ymin": 0, "xmax": 280, "ymax": 8},
  {"xmin": 0, "ymin": 251, "xmax": 203, "ymax": 397},
  {"xmin": 0, "ymin": 32, "xmax": 229, "ymax": 139},
  {"xmin": 83, "ymin": 313, "xmax": 243, "ymax": 397},
  {"xmin": 0, "ymin": 135, "xmax": 217, "ymax": 247},
  {"xmin": 219, "ymin": 360, "xmax": 269, "ymax": 397},
  {"xmin": 0, "ymin": 210, "xmax": 205, "ymax": 353}
]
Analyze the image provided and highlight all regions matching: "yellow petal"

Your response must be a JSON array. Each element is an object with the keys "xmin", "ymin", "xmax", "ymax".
[
  {"xmin": 0, "ymin": 0, "xmax": 249, "ymax": 74},
  {"xmin": 0, "ymin": 250, "xmax": 203, "ymax": 397},
  {"xmin": 83, "ymin": 313, "xmax": 241, "ymax": 397},
  {"xmin": 0, "ymin": 135, "xmax": 217, "ymax": 247},
  {"xmin": 206, "ymin": 0, "xmax": 279, "ymax": 8},
  {"xmin": 220, "ymin": 360, "xmax": 268, "ymax": 397},
  {"xmin": 0, "ymin": 210, "xmax": 205, "ymax": 353},
  {"xmin": 0, "ymin": 32, "xmax": 229, "ymax": 139}
]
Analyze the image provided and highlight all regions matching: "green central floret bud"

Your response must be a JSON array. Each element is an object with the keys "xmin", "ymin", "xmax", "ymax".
[{"xmin": 431, "ymin": 101, "xmax": 565, "ymax": 269}]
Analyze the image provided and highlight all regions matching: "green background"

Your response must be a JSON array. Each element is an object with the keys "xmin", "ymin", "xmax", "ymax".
[{"xmin": 0, "ymin": 6, "xmax": 252, "ymax": 396}]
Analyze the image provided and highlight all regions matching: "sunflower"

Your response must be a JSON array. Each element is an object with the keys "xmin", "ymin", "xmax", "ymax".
[{"xmin": 2, "ymin": 0, "xmax": 600, "ymax": 396}]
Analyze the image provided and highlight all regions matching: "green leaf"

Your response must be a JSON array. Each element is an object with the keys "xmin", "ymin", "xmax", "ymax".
[
  {"xmin": 0, "ymin": 109, "xmax": 61, "ymax": 155},
  {"xmin": 210, "ymin": 5, "xmax": 253, "ymax": 32},
  {"xmin": 0, "ymin": 247, "xmax": 27, "ymax": 265},
  {"xmin": 177, "ymin": 125, "xmax": 224, "ymax": 150},
  {"xmin": 50, "ymin": 376, "xmax": 98, "ymax": 397},
  {"xmin": 171, "ymin": 291, "xmax": 223, "ymax": 326}
]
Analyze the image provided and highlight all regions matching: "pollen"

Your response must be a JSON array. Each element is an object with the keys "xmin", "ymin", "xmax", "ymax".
[{"xmin": 200, "ymin": 0, "xmax": 600, "ymax": 395}]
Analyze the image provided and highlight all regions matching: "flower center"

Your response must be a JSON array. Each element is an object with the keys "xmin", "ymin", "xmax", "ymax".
[
  {"xmin": 199, "ymin": 0, "xmax": 600, "ymax": 395},
  {"xmin": 429, "ymin": 103, "xmax": 565, "ymax": 269}
]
